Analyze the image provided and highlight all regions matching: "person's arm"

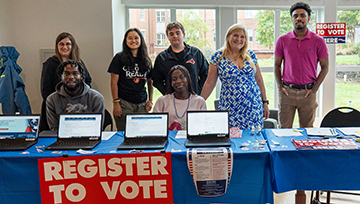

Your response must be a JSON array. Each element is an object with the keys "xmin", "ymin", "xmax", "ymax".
[
  {"xmin": 41, "ymin": 61, "xmax": 56, "ymax": 100},
  {"xmin": 146, "ymin": 79, "xmax": 153, "ymax": 112},
  {"xmin": 305, "ymin": 57, "xmax": 329, "ymax": 98},
  {"xmin": 152, "ymin": 57, "xmax": 167, "ymax": 95},
  {"xmin": 198, "ymin": 51, "xmax": 209, "ymax": 92},
  {"xmin": 200, "ymin": 63, "xmax": 218, "ymax": 100},
  {"xmin": 152, "ymin": 97, "xmax": 164, "ymax": 113},
  {"xmin": 110, "ymin": 73, "xmax": 122, "ymax": 116},
  {"xmin": 254, "ymin": 63, "xmax": 270, "ymax": 119},
  {"xmin": 81, "ymin": 60, "xmax": 92, "ymax": 87},
  {"xmin": 46, "ymin": 95, "xmax": 58, "ymax": 130},
  {"xmin": 274, "ymin": 56, "xmax": 288, "ymax": 96}
]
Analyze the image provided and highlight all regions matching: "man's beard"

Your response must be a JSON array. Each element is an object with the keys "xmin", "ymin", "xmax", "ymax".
[{"xmin": 64, "ymin": 81, "xmax": 81, "ymax": 92}]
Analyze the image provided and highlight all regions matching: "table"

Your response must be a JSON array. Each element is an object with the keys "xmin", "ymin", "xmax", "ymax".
[
  {"xmin": 0, "ymin": 130, "xmax": 273, "ymax": 204},
  {"xmin": 263, "ymin": 128, "xmax": 360, "ymax": 194}
]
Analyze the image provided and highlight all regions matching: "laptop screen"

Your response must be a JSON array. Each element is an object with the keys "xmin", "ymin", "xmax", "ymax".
[
  {"xmin": 58, "ymin": 113, "xmax": 102, "ymax": 138},
  {"xmin": 125, "ymin": 113, "xmax": 168, "ymax": 138},
  {"xmin": 0, "ymin": 115, "xmax": 40, "ymax": 139},
  {"xmin": 187, "ymin": 111, "xmax": 229, "ymax": 136}
]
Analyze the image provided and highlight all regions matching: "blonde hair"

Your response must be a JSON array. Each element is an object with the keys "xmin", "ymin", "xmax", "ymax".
[{"xmin": 220, "ymin": 24, "xmax": 255, "ymax": 69}]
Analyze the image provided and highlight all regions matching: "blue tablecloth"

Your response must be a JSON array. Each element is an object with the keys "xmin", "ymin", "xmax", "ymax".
[
  {"xmin": 263, "ymin": 128, "xmax": 360, "ymax": 193},
  {"xmin": 0, "ymin": 130, "xmax": 273, "ymax": 204}
]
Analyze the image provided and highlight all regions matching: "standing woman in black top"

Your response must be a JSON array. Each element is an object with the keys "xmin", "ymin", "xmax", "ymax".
[
  {"xmin": 108, "ymin": 28, "xmax": 153, "ymax": 131},
  {"xmin": 40, "ymin": 32, "xmax": 92, "ymax": 131}
]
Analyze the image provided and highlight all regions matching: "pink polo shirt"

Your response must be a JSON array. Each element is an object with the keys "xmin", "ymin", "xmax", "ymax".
[{"xmin": 275, "ymin": 30, "xmax": 328, "ymax": 85}]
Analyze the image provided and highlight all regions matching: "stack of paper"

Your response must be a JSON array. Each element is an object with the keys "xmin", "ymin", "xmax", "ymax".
[{"xmin": 305, "ymin": 128, "xmax": 338, "ymax": 136}]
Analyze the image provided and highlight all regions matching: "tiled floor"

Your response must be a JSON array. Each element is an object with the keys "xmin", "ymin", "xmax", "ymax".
[{"xmin": 274, "ymin": 190, "xmax": 360, "ymax": 204}]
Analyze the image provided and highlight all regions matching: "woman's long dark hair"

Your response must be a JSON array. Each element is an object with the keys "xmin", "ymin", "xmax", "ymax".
[
  {"xmin": 120, "ymin": 28, "xmax": 151, "ymax": 74},
  {"xmin": 166, "ymin": 65, "xmax": 196, "ymax": 95}
]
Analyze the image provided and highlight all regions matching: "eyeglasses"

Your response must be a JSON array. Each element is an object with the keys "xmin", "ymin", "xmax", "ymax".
[{"xmin": 58, "ymin": 42, "xmax": 72, "ymax": 47}]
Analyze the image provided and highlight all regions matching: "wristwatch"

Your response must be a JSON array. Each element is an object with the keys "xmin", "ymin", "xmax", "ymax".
[{"xmin": 263, "ymin": 100, "xmax": 269, "ymax": 105}]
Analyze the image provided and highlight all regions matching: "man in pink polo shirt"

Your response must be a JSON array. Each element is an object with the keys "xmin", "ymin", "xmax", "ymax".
[{"xmin": 275, "ymin": 2, "xmax": 329, "ymax": 129}]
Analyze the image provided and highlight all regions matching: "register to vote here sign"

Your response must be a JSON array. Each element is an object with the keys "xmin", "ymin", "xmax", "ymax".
[
  {"xmin": 38, "ymin": 152, "xmax": 173, "ymax": 204},
  {"xmin": 316, "ymin": 23, "xmax": 346, "ymax": 44}
]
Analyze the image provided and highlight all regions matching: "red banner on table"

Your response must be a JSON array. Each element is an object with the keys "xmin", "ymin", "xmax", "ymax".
[{"xmin": 38, "ymin": 152, "xmax": 173, "ymax": 204}]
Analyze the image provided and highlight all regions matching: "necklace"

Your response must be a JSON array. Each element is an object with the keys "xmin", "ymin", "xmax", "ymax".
[{"xmin": 173, "ymin": 93, "xmax": 191, "ymax": 119}]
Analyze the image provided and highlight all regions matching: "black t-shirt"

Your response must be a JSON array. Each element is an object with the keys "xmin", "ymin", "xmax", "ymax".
[
  {"xmin": 174, "ymin": 49, "xmax": 185, "ymax": 62},
  {"xmin": 107, "ymin": 53, "xmax": 151, "ymax": 103}
]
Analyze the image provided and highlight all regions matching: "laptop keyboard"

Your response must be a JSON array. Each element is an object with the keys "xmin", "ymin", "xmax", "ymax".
[
  {"xmin": 56, "ymin": 140, "xmax": 98, "ymax": 146},
  {"xmin": 191, "ymin": 138, "xmax": 229, "ymax": 143},
  {"xmin": 125, "ymin": 140, "xmax": 163, "ymax": 145},
  {"xmin": 0, "ymin": 141, "xmax": 26, "ymax": 147}
]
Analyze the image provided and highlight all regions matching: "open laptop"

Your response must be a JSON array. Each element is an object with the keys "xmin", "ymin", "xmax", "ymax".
[
  {"xmin": 45, "ymin": 113, "xmax": 102, "ymax": 150},
  {"xmin": 117, "ymin": 113, "xmax": 169, "ymax": 150},
  {"xmin": 185, "ymin": 110, "xmax": 231, "ymax": 147},
  {"xmin": 0, "ymin": 115, "xmax": 40, "ymax": 151}
]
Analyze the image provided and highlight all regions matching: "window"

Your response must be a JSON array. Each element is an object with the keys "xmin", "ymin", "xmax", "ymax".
[
  {"xmin": 140, "ymin": 9, "xmax": 145, "ymax": 21},
  {"xmin": 156, "ymin": 33, "xmax": 165, "ymax": 45},
  {"xmin": 335, "ymin": 10, "xmax": 360, "ymax": 110},
  {"xmin": 247, "ymin": 28, "xmax": 253, "ymax": 42},
  {"xmin": 254, "ymin": 29, "xmax": 260, "ymax": 42},
  {"xmin": 213, "ymin": 29, "xmax": 216, "ymax": 43},
  {"xmin": 141, "ymin": 30, "xmax": 146, "ymax": 38},
  {"xmin": 156, "ymin": 11, "xmax": 165, "ymax": 22},
  {"xmin": 245, "ymin": 10, "xmax": 258, "ymax": 18}
]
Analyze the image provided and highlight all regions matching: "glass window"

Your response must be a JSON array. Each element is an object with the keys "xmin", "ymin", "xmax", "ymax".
[
  {"xmin": 141, "ymin": 30, "xmax": 145, "ymax": 38},
  {"xmin": 245, "ymin": 10, "xmax": 258, "ymax": 18},
  {"xmin": 247, "ymin": 28, "xmax": 253, "ymax": 42},
  {"xmin": 156, "ymin": 10, "xmax": 165, "ymax": 22},
  {"xmin": 335, "ymin": 10, "xmax": 360, "ymax": 110},
  {"xmin": 176, "ymin": 9, "xmax": 216, "ymax": 62},
  {"xmin": 140, "ymin": 9, "xmax": 145, "ymax": 21},
  {"xmin": 254, "ymin": 29, "xmax": 260, "ymax": 42},
  {"xmin": 156, "ymin": 33, "xmax": 166, "ymax": 45},
  {"xmin": 213, "ymin": 29, "xmax": 216, "ymax": 43}
]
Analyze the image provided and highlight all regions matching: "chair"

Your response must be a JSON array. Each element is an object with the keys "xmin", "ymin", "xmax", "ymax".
[
  {"xmin": 103, "ymin": 109, "xmax": 113, "ymax": 131},
  {"xmin": 214, "ymin": 98, "xmax": 219, "ymax": 110},
  {"xmin": 311, "ymin": 107, "xmax": 360, "ymax": 204},
  {"xmin": 264, "ymin": 108, "xmax": 279, "ymax": 129}
]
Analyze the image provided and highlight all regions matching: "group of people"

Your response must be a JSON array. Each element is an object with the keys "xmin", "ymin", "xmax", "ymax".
[{"xmin": 39, "ymin": 2, "xmax": 329, "ymax": 148}]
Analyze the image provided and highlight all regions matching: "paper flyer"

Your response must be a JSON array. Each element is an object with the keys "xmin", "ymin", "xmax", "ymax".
[{"xmin": 187, "ymin": 148, "xmax": 233, "ymax": 197}]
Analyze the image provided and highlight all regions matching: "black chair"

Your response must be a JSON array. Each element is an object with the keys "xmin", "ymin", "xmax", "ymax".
[
  {"xmin": 214, "ymin": 98, "xmax": 219, "ymax": 110},
  {"xmin": 264, "ymin": 108, "xmax": 279, "ymax": 129},
  {"xmin": 311, "ymin": 107, "xmax": 360, "ymax": 204},
  {"xmin": 103, "ymin": 109, "xmax": 113, "ymax": 131}
]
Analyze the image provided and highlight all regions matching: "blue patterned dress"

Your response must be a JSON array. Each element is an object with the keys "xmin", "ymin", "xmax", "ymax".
[{"xmin": 211, "ymin": 49, "xmax": 263, "ymax": 129}]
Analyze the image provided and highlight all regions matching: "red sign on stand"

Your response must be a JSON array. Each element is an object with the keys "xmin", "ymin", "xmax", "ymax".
[
  {"xmin": 316, "ymin": 23, "xmax": 346, "ymax": 44},
  {"xmin": 38, "ymin": 152, "xmax": 173, "ymax": 204}
]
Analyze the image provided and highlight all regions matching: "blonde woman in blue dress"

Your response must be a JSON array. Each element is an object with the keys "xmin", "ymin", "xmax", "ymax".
[{"xmin": 201, "ymin": 23, "xmax": 269, "ymax": 129}]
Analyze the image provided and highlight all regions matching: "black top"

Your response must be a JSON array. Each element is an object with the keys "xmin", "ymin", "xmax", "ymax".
[
  {"xmin": 152, "ymin": 43, "xmax": 209, "ymax": 95},
  {"xmin": 107, "ymin": 52, "xmax": 151, "ymax": 103},
  {"xmin": 41, "ymin": 56, "xmax": 92, "ymax": 100}
]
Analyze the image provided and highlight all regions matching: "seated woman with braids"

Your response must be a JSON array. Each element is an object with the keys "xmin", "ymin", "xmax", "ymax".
[{"xmin": 153, "ymin": 65, "xmax": 207, "ymax": 130}]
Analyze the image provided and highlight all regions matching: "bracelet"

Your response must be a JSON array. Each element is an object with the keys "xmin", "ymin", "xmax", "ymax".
[
  {"xmin": 148, "ymin": 100, "xmax": 153, "ymax": 105},
  {"xmin": 113, "ymin": 98, "xmax": 121, "ymax": 103},
  {"xmin": 263, "ymin": 100, "xmax": 269, "ymax": 105}
]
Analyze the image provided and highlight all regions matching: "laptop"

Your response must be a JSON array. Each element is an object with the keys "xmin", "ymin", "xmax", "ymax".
[
  {"xmin": 45, "ymin": 113, "xmax": 102, "ymax": 150},
  {"xmin": 0, "ymin": 115, "xmax": 40, "ymax": 151},
  {"xmin": 185, "ymin": 110, "xmax": 231, "ymax": 147},
  {"xmin": 117, "ymin": 113, "xmax": 169, "ymax": 150}
]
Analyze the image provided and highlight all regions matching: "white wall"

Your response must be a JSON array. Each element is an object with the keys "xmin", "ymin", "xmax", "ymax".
[{"xmin": 0, "ymin": 0, "xmax": 114, "ymax": 114}]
